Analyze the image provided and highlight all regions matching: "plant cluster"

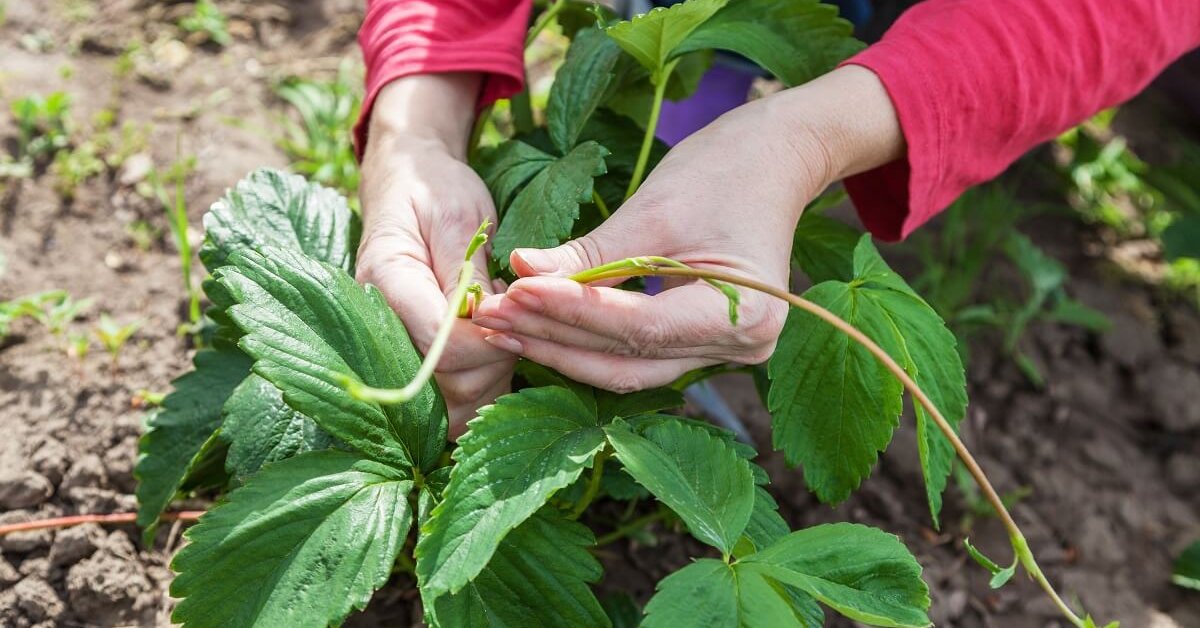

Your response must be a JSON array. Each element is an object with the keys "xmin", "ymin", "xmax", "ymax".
[
  {"xmin": 275, "ymin": 65, "xmax": 362, "ymax": 205},
  {"xmin": 136, "ymin": 2, "xmax": 1115, "ymax": 627},
  {"xmin": 178, "ymin": 0, "xmax": 232, "ymax": 48}
]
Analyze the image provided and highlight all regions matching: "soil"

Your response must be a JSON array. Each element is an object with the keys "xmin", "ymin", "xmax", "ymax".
[{"xmin": 1, "ymin": 1, "xmax": 1198, "ymax": 627}]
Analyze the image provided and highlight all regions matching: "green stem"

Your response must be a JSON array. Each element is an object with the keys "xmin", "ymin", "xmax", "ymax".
[
  {"xmin": 595, "ymin": 509, "xmax": 667, "ymax": 547},
  {"xmin": 592, "ymin": 190, "xmax": 611, "ymax": 219},
  {"xmin": 570, "ymin": 448, "xmax": 610, "ymax": 520},
  {"xmin": 468, "ymin": 103, "xmax": 493, "ymax": 162},
  {"xmin": 525, "ymin": 0, "xmax": 566, "ymax": 48},
  {"xmin": 570, "ymin": 258, "xmax": 1092, "ymax": 628},
  {"xmin": 394, "ymin": 551, "xmax": 416, "ymax": 576},
  {"xmin": 341, "ymin": 222, "xmax": 490, "ymax": 405},
  {"xmin": 624, "ymin": 59, "xmax": 679, "ymax": 200}
]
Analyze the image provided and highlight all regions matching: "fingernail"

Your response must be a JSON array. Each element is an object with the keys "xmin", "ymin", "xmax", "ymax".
[
  {"xmin": 512, "ymin": 249, "xmax": 556, "ymax": 274},
  {"xmin": 507, "ymin": 289, "xmax": 544, "ymax": 313},
  {"xmin": 472, "ymin": 316, "xmax": 512, "ymax": 331},
  {"xmin": 484, "ymin": 333, "xmax": 523, "ymax": 354}
]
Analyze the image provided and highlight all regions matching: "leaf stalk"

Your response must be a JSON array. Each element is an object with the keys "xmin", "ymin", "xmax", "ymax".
[
  {"xmin": 570, "ymin": 448, "xmax": 611, "ymax": 520},
  {"xmin": 624, "ymin": 58, "xmax": 679, "ymax": 200}
]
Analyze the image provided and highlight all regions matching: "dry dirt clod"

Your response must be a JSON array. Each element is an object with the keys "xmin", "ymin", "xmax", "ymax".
[
  {"xmin": 0, "ymin": 553, "xmax": 21, "ymax": 586},
  {"xmin": 12, "ymin": 577, "xmax": 65, "ymax": 623},
  {"xmin": 1166, "ymin": 452, "xmax": 1200, "ymax": 493},
  {"xmin": 65, "ymin": 532, "xmax": 155, "ymax": 626},
  {"xmin": 59, "ymin": 454, "xmax": 107, "ymax": 492},
  {"xmin": 1138, "ymin": 361, "xmax": 1200, "ymax": 431},
  {"xmin": 27, "ymin": 438, "xmax": 69, "ymax": 487},
  {"xmin": 48, "ymin": 523, "xmax": 105, "ymax": 567},
  {"xmin": 0, "ymin": 470, "xmax": 55, "ymax": 510}
]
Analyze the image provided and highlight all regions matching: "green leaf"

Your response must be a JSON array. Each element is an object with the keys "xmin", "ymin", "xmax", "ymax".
[
  {"xmin": 739, "ymin": 486, "xmax": 789, "ymax": 556},
  {"xmin": 216, "ymin": 246, "xmax": 447, "ymax": 472},
  {"xmin": 791, "ymin": 212, "xmax": 860, "ymax": 283},
  {"xmin": 200, "ymin": 168, "xmax": 355, "ymax": 272},
  {"xmin": 963, "ymin": 538, "xmax": 1017, "ymax": 589},
  {"xmin": 578, "ymin": 109, "xmax": 669, "ymax": 211},
  {"xmin": 604, "ymin": 418, "xmax": 753, "ymax": 554},
  {"xmin": 548, "ymin": 27, "xmax": 624, "ymax": 154},
  {"xmin": 1173, "ymin": 540, "xmax": 1200, "ymax": 591},
  {"xmin": 416, "ymin": 386, "xmax": 607, "ymax": 601},
  {"xmin": 1162, "ymin": 213, "xmax": 1200, "ymax": 261},
  {"xmin": 768, "ymin": 281, "xmax": 905, "ymax": 503},
  {"xmin": 643, "ymin": 559, "xmax": 821, "ymax": 627},
  {"xmin": 604, "ymin": 0, "xmax": 728, "ymax": 80},
  {"xmin": 429, "ymin": 510, "xmax": 607, "ymax": 628},
  {"xmin": 675, "ymin": 0, "xmax": 864, "ymax": 87},
  {"xmin": 220, "ymin": 373, "xmax": 337, "ymax": 479},
  {"xmin": 601, "ymin": 593, "xmax": 642, "ymax": 628},
  {"xmin": 491, "ymin": 141, "xmax": 608, "ymax": 268},
  {"xmin": 852, "ymin": 239, "xmax": 967, "ymax": 523},
  {"xmin": 171, "ymin": 451, "xmax": 413, "ymax": 628},
  {"xmin": 135, "ymin": 347, "xmax": 251, "ymax": 542},
  {"xmin": 744, "ymin": 523, "xmax": 931, "ymax": 628},
  {"xmin": 473, "ymin": 140, "xmax": 555, "ymax": 213}
]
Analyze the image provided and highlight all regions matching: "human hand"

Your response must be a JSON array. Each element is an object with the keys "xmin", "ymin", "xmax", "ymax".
[
  {"xmin": 471, "ymin": 66, "xmax": 902, "ymax": 392},
  {"xmin": 356, "ymin": 74, "xmax": 515, "ymax": 434}
]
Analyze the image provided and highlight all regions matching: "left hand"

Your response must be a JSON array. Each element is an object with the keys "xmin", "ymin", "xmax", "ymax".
[{"xmin": 470, "ymin": 66, "xmax": 904, "ymax": 392}]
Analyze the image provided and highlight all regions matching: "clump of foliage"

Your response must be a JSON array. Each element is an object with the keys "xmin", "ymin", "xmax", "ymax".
[
  {"xmin": 95, "ymin": 313, "xmax": 140, "ymax": 362},
  {"xmin": 136, "ymin": 2, "xmax": 1112, "ymax": 627},
  {"xmin": 9, "ymin": 92, "xmax": 71, "ymax": 167},
  {"xmin": 275, "ymin": 65, "xmax": 361, "ymax": 205},
  {"xmin": 141, "ymin": 154, "xmax": 203, "ymax": 329},
  {"xmin": 178, "ymin": 0, "xmax": 232, "ymax": 47}
]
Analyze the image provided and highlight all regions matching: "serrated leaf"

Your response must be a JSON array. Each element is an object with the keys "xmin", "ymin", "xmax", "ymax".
[
  {"xmin": 604, "ymin": 0, "xmax": 728, "ymax": 79},
  {"xmin": 604, "ymin": 418, "xmax": 753, "ymax": 554},
  {"xmin": 643, "ymin": 559, "xmax": 821, "ymax": 628},
  {"xmin": 768, "ymin": 281, "xmax": 905, "ymax": 503},
  {"xmin": 216, "ymin": 246, "xmax": 447, "ymax": 472},
  {"xmin": 792, "ymin": 212, "xmax": 860, "ymax": 283},
  {"xmin": 135, "ymin": 347, "xmax": 252, "ymax": 542},
  {"xmin": 675, "ymin": 0, "xmax": 864, "ymax": 87},
  {"xmin": 491, "ymin": 141, "xmax": 608, "ymax": 268},
  {"xmin": 1173, "ymin": 541, "xmax": 1200, "ymax": 591},
  {"xmin": 200, "ymin": 168, "xmax": 355, "ymax": 272},
  {"xmin": 548, "ymin": 27, "xmax": 624, "ymax": 154},
  {"xmin": 744, "ymin": 523, "xmax": 931, "ymax": 627},
  {"xmin": 852, "ymin": 238, "xmax": 967, "ymax": 523},
  {"xmin": 473, "ymin": 140, "xmax": 556, "ymax": 213},
  {"xmin": 429, "ymin": 510, "xmax": 607, "ymax": 628},
  {"xmin": 578, "ymin": 109, "xmax": 669, "ymax": 211},
  {"xmin": 171, "ymin": 450, "xmax": 413, "ymax": 628},
  {"xmin": 416, "ymin": 386, "xmax": 607, "ymax": 601},
  {"xmin": 220, "ymin": 373, "xmax": 337, "ymax": 479}
]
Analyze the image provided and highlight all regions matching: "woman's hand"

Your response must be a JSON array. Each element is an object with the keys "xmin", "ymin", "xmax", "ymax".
[
  {"xmin": 471, "ymin": 66, "xmax": 903, "ymax": 392},
  {"xmin": 357, "ymin": 74, "xmax": 515, "ymax": 434}
]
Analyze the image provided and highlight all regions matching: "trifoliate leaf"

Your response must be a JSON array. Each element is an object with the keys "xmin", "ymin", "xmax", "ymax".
[
  {"xmin": 1173, "ymin": 541, "xmax": 1200, "ymax": 591},
  {"xmin": 429, "ymin": 510, "xmax": 607, "ymax": 628},
  {"xmin": 200, "ymin": 168, "xmax": 356, "ymax": 272},
  {"xmin": 548, "ymin": 27, "xmax": 624, "ymax": 155},
  {"xmin": 473, "ymin": 140, "xmax": 555, "ymax": 213},
  {"xmin": 743, "ymin": 523, "xmax": 931, "ymax": 628},
  {"xmin": 643, "ymin": 559, "xmax": 821, "ymax": 628},
  {"xmin": 791, "ymin": 212, "xmax": 860, "ymax": 284},
  {"xmin": 220, "ymin": 373, "xmax": 336, "ymax": 479},
  {"xmin": 491, "ymin": 141, "xmax": 608, "ymax": 268},
  {"xmin": 674, "ymin": 0, "xmax": 864, "ymax": 87},
  {"xmin": 852, "ymin": 238, "xmax": 967, "ymax": 523},
  {"xmin": 416, "ymin": 386, "xmax": 607, "ymax": 601},
  {"xmin": 604, "ymin": 0, "xmax": 728, "ymax": 80},
  {"xmin": 604, "ymin": 418, "xmax": 753, "ymax": 554},
  {"xmin": 135, "ymin": 347, "xmax": 251, "ymax": 542},
  {"xmin": 171, "ymin": 450, "xmax": 413, "ymax": 628},
  {"xmin": 216, "ymin": 246, "xmax": 447, "ymax": 472},
  {"xmin": 768, "ymin": 281, "xmax": 905, "ymax": 503}
]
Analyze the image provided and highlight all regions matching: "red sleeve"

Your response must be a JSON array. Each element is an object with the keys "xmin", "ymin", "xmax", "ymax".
[
  {"xmin": 355, "ymin": 0, "xmax": 532, "ymax": 157},
  {"xmin": 843, "ymin": 0, "xmax": 1200, "ymax": 241}
]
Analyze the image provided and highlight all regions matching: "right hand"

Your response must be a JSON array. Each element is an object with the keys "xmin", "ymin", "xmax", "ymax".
[{"xmin": 355, "ymin": 75, "xmax": 515, "ymax": 435}]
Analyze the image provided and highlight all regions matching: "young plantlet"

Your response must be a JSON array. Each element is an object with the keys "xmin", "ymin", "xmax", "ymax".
[
  {"xmin": 67, "ymin": 332, "xmax": 90, "ymax": 360},
  {"xmin": 32, "ymin": 294, "xmax": 93, "ymax": 337},
  {"xmin": 178, "ymin": 0, "xmax": 232, "ymax": 47},
  {"xmin": 144, "ymin": 153, "xmax": 202, "ymax": 328},
  {"xmin": 94, "ymin": 314, "xmax": 140, "ymax": 363}
]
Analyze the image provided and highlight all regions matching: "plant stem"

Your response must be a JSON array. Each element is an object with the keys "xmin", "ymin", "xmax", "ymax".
[
  {"xmin": 525, "ymin": 0, "xmax": 566, "ymax": 48},
  {"xmin": 571, "ymin": 260, "xmax": 1088, "ymax": 628},
  {"xmin": 394, "ymin": 551, "xmax": 416, "ymax": 576},
  {"xmin": 343, "ymin": 223, "xmax": 490, "ymax": 405},
  {"xmin": 624, "ymin": 59, "xmax": 679, "ymax": 200},
  {"xmin": 592, "ymin": 190, "xmax": 611, "ymax": 219},
  {"xmin": 0, "ymin": 511, "xmax": 204, "ymax": 536},
  {"xmin": 595, "ymin": 509, "xmax": 667, "ymax": 547},
  {"xmin": 468, "ymin": 103, "xmax": 493, "ymax": 162},
  {"xmin": 570, "ymin": 448, "xmax": 610, "ymax": 520}
]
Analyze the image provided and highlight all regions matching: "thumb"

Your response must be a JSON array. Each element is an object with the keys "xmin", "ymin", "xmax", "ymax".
[{"xmin": 510, "ymin": 226, "xmax": 640, "ymax": 279}]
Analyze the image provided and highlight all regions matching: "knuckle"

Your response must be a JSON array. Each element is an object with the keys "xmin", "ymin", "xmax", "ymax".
[
  {"xmin": 563, "ymin": 236, "xmax": 606, "ymax": 271},
  {"xmin": 603, "ymin": 373, "xmax": 645, "ymax": 395},
  {"xmin": 734, "ymin": 298, "xmax": 787, "ymax": 347},
  {"xmin": 627, "ymin": 320, "xmax": 672, "ymax": 354}
]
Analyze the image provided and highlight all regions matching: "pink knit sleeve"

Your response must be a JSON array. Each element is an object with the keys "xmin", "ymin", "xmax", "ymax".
[{"xmin": 843, "ymin": 0, "xmax": 1200, "ymax": 240}]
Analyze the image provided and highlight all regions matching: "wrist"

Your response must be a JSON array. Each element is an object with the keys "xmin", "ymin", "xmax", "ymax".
[{"xmin": 367, "ymin": 73, "xmax": 483, "ymax": 161}]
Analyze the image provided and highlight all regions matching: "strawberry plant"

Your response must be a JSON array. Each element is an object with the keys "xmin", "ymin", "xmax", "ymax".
[{"xmin": 136, "ymin": 1, "xmax": 1111, "ymax": 626}]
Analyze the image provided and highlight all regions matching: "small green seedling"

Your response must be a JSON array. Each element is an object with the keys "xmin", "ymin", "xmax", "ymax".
[
  {"xmin": 179, "ymin": 0, "xmax": 232, "ymax": 47},
  {"xmin": 30, "ymin": 293, "xmax": 94, "ymax": 337},
  {"xmin": 67, "ymin": 332, "xmax": 90, "ymax": 360},
  {"xmin": 10, "ymin": 92, "xmax": 71, "ymax": 163},
  {"xmin": 275, "ymin": 64, "xmax": 361, "ymax": 203},
  {"xmin": 0, "ymin": 290, "xmax": 67, "ymax": 340},
  {"xmin": 94, "ymin": 314, "xmax": 140, "ymax": 362},
  {"xmin": 142, "ymin": 153, "xmax": 202, "ymax": 326}
]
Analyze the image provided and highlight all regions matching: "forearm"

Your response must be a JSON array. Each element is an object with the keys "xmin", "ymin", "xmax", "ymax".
[{"xmin": 365, "ymin": 73, "xmax": 483, "ymax": 161}]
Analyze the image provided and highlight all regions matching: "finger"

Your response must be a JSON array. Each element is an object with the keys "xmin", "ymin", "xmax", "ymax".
[
  {"xmin": 482, "ymin": 331, "xmax": 717, "ymax": 392},
  {"xmin": 472, "ymin": 293, "xmax": 722, "ymax": 359}
]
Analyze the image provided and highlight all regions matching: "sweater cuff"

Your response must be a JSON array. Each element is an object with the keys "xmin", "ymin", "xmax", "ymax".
[{"xmin": 840, "ymin": 42, "xmax": 946, "ymax": 241}]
